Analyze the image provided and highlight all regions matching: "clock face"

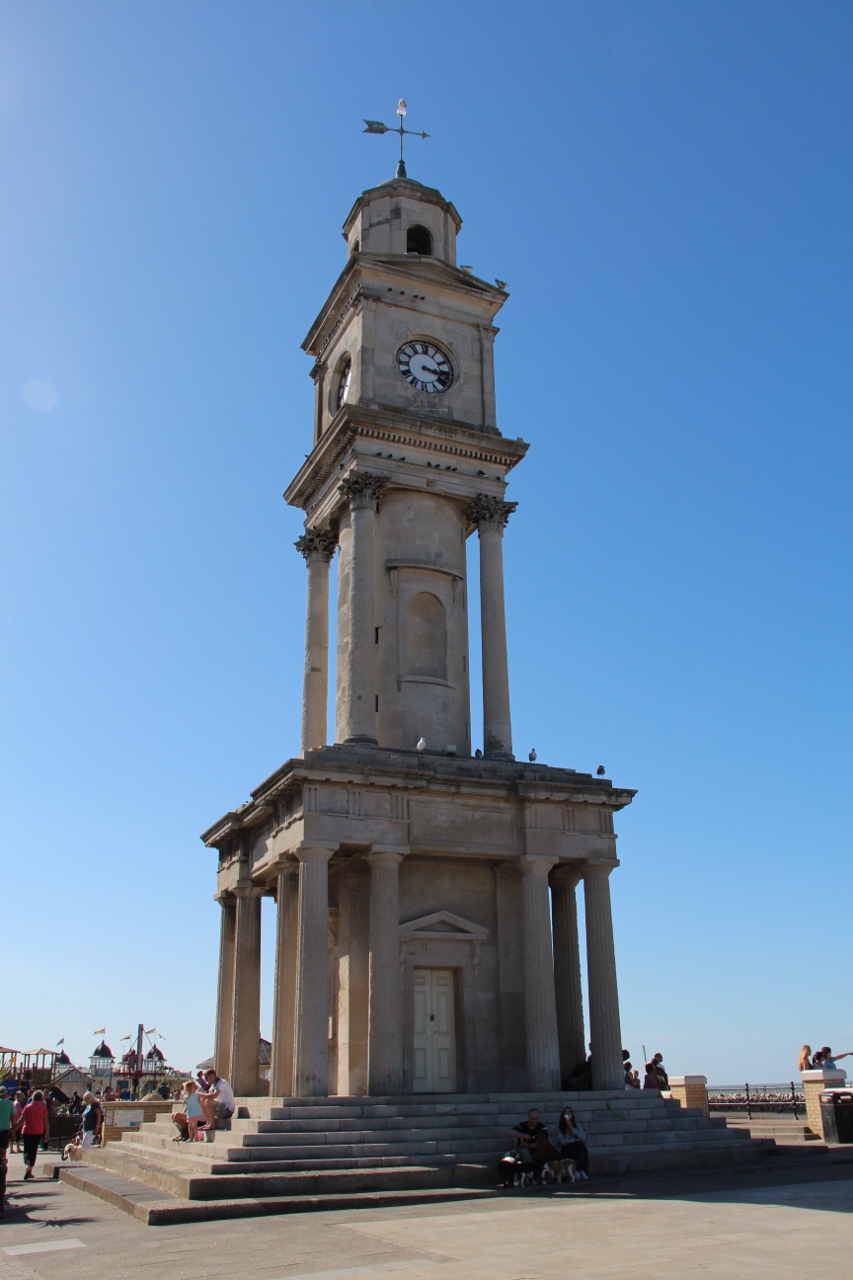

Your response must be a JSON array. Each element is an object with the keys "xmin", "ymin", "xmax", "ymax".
[
  {"xmin": 336, "ymin": 360, "xmax": 352, "ymax": 410},
  {"xmin": 396, "ymin": 341, "xmax": 453, "ymax": 394}
]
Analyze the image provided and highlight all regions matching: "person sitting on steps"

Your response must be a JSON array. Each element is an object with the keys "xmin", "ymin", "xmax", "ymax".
[
  {"xmin": 556, "ymin": 1105, "xmax": 590, "ymax": 1179},
  {"xmin": 172, "ymin": 1080, "xmax": 205, "ymax": 1142},
  {"xmin": 509, "ymin": 1108, "xmax": 548, "ymax": 1181},
  {"xmin": 198, "ymin": 1068, "xmax": 236, "ymax": 1129}
]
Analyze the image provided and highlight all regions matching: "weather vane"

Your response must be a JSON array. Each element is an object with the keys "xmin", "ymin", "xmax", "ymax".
[{"xmin": 363, "ymin": 100, "xmax": 429, "ymax": 179}]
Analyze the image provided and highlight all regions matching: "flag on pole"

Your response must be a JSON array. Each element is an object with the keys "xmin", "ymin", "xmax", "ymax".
[
  {"xmin": 55, "ymin": 1038, "xmax": 64, "ymax": 1046},
  {"xmin": 120, "ymin": 1035, "xmax": 132, "ymax": 1041},
  {"xmin": 93, "ymin": 1028, "xmax": 106, "ymax": 1036}
]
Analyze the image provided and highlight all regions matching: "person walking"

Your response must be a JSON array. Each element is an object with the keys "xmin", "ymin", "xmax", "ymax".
[{"xmin": 19, "ymin": 1090, "xmax": 49, "ymax": 1179}]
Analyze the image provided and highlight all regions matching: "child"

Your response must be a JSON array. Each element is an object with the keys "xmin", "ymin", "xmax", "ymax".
[{"xmin": 172, "ymin": 1080, "xmax": 205, "ymax": 1142}]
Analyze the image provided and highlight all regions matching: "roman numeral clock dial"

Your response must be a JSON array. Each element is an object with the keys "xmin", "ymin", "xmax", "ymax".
[{"xmin": 396, "ymin": 341, "xmax": 453, "ymax": 394}]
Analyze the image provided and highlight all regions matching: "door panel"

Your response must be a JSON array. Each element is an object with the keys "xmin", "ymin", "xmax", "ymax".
[{"xmin": 412, "ymin": 968, "xmax": 457, "ymax": 1093}]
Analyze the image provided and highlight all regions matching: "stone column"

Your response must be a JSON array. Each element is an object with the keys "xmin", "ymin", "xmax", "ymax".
[
  {"xmin": 583, "ymin": 863, "xmax": 624, "ymax": 1090},
  {"xmin": 519, "ymin": 854, "xmax": 560, "ymax": 1092},
  {"xmin": 270, "ymin": 863, "xmax": 299, "ymax": 1098},
  {"xmin": 295, "ymin": 529, "xmax": 338, "ymax": 754},
  {"xmin": 214, "ymin": 892, "xmax": 236, "ymax": 1081},
  {"xmin": 366, "ymin": 847, "xmax": 406, "ymax": 1095},
  {"xmin": 551, "ymin": 865, "xmax": 586, "ymax": 1087},
  {"xmin": 229, "ymin": 884, "xmax": 263, "ymax": 1097},
  {"xmin": 465, "ymin": 495, "xmax": 517, "ymax": 759},
  {"xmin": 293, "ymin": 845, "xmax": 334, "ymax": 1097},
  {"xmin": 339, "ymin": 474, "xmax": 388, "ymax": 745}
]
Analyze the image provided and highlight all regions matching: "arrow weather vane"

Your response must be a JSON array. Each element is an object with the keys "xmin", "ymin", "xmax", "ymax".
[{"xmin": 363, "ymin": 99, "xmax": 429, "ymax": 179}]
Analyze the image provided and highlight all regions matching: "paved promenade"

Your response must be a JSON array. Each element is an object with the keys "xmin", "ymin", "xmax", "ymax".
[{"xmin": 1, "ymin": 1152, "xmax": 852, "ymax": 1280}]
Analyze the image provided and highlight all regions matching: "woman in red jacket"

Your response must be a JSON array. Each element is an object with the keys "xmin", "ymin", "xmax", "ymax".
[{"xmin": 20, "ymin": 1091, "xmax": 49, "ymax": 1180}]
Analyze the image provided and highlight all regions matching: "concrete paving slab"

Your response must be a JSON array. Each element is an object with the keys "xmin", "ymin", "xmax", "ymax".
[{"xmin": 1, "ymin": 1150, "xmax": 852, "ymax": 1280}]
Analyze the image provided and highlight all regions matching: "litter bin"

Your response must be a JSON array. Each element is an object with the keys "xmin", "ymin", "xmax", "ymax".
[{"xmin": 819, "ymin": 1090, "xmax": 853, "ymax": 1143}]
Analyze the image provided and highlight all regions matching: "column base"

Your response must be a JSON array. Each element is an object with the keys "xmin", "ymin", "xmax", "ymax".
[
  {"xmin": 344, "ymin": 735, "xmax": 378, "ymax": 746},
  {"xmin": 485, "ymin": 750, "xmax": 515, "ymax": 761}
]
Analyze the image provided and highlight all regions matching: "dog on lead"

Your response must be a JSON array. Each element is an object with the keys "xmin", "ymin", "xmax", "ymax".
[{"xmin": 499, "ymin": 1132, "xmax": 578, "ymax": 1187}]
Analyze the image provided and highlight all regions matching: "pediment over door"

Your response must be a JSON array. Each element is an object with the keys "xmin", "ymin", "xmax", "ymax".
[{"xmin": 399, "ymin": 910, "xmax": 489, "ymax": 943}]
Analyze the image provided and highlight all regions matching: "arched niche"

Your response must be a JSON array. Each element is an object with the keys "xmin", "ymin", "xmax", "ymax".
[{"xmin": 406, "ymin": 592, "xmax": 447, "ymax": 680}]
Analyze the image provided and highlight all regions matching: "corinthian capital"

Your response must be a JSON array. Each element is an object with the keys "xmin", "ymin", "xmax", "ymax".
[
  {"xmin": 338, "ymin": 472, "xmax": 389, "ymax": 511},
  {"xmin": 295, "ymin": 528, "xmax": 338, "ymax": 563},
  {"xmin": 464, "ymin": 494, "xmax": 518, "ymax": 530}
]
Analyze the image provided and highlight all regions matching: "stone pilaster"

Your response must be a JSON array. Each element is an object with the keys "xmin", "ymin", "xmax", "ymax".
[
  {"xmin": 270, "ymin": 863, "xmax": 299, "ymax": 1098},
  {"xmin": 519, "ymin": 854, "xmax": 560, "ymax": 1091},
  {"xmin": 214, "ymin": 893, "xmax": 236, "ymax": 1081},
  {"xmin": 802, "ymin": 1068, "xmax": 847, "ymax": 1138},
  {"xmin": 293, "ymin": 845, "xmax": 334, "ymax": 1097},
  {"xmin": 229, "ymin": 884, "xmax": 263, "ymax": 1097},
  {"xmin": 669, "ymin": 1076, "xmax": 710, "ymax": 1117},
  {"xmin": 295, "ymin": 528, "xmax": 338, "ymax": 754},
  {"xmin": 583, "ymin": 863, "xmax": 624, "ymax": 1090},
  {"xmin": 366, "ymin": 847, "xmax": 406, "ymax": 1095},
  {"xmin": 551, "ymin": 864, "xmax": 586, "ymax": 1087},
  {"xmin": 339, "ymin": 474, "xmax": 388, "ymax": 745},
  {"xmin": 465, "ymin": 495, "xmax": 517, "ymax": 759}
]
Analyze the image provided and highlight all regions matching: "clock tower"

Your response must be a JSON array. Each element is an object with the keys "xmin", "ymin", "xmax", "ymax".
[
  {"xmin": 205, "ymin": 167, "xmax": 634, "ymax": 1106},
  {"xmin": 286, "ymin": 176, "xmax": 526, "ymax": 759}
]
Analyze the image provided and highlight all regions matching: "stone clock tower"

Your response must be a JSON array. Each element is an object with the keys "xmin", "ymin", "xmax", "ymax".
[
  {"xmin": 288, "ymin": 176, "xmax": 524, "ymax": 761},
  {"xmin": 203, "ymin": 173, "xmax": 635, "ymax": 1106}
]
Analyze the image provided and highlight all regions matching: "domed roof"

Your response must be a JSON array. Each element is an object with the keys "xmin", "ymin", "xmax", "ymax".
[{"xmin": 92, "ymin": 1040, "xmax": 114, "ymax": 1059}]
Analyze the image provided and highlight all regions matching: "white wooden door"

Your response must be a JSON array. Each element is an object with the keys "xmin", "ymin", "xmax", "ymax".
[{"xmin": 413, "ymin": 968, "xmax": 457, "ymax": 1093}]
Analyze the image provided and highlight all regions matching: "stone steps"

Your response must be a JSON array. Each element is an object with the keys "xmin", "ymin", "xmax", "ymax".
[
  {"xmin": 58, "ymin": 1162, "xmax": 495, "ymax": 1226},
  {"xmin": 129, "ymin": 1125, "xmax": 751, "ymax": 1167},
  {"xmin": 68, "ymin": 1089, "xmax": 785, "ymax": 1222}
]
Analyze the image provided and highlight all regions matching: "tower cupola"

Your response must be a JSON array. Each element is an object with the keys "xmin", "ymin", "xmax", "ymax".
[{"xmin": 343, "ymin": 178, "xmax": 461, "ymax": 266}]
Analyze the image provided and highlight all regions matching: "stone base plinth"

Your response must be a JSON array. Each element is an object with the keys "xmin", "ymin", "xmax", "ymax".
[
  {"xmin": 668, "ymin": 1075, "xmax": 709, "ymax": 1117},
  {"xmin": 801, "ymin": 1068, "xmax": 846, "ymax": 1138}
]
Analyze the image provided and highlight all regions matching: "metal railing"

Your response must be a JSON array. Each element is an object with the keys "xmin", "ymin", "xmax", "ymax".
[{"xmin": 707, "ymin": 1082, "xmax": 805, "ymax": 1119}]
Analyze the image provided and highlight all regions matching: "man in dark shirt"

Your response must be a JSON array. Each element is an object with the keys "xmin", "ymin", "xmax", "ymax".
[{"xmin": 509, "ymin": 1108, "xmax": 548, "ymax": 1169}]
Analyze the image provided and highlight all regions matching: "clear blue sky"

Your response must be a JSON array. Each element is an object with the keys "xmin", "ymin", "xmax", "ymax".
[{"xmin": 1, "ymin": 1, "xmax": 851, "ymax": 1085}]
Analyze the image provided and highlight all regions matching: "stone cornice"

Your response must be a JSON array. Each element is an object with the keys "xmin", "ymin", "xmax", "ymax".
[
  {"xmin": 283, "ymin": 405, "xmax": 528, "ymax": 512},
  {"xmin": 200, "ymin": 747, "xmax": 636, "ymax": 848},
  {"xmin": 302, "ymin": 255, "xmax": 506, "ymax": 357}
]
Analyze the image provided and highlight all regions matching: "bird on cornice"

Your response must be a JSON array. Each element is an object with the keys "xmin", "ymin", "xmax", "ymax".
[
  {"xmin": 528, "ymin": 749, "xmax": 537, "ymax": 762},
  {"xmin": 596, "ymin": 765, "xmax": 606, "ymax": 776}
]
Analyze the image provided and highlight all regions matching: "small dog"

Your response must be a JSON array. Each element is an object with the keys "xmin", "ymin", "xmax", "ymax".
[{"xmin": 534, "ymin": 1134, "xmax": 579, "ymax": 1186}]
